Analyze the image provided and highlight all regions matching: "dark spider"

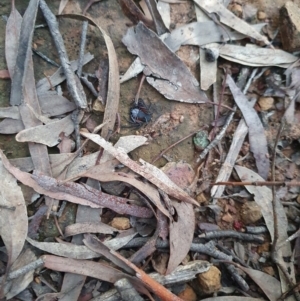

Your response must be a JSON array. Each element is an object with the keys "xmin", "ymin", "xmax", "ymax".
[{"xmin": 129, "ymin": 98, "xmax": 152, "ymax": 127}]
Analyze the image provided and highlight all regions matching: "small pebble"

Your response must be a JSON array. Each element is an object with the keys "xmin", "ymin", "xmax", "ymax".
[
  {"xmin": 178, "ymin": 285, "xmax": 197, "ymax": 301},
  {"xmin": 110, "ymin": 217, "xmax": 130, "ymax": 230},
  {"xmin": 197, "ymin": 266, "xmax": 221, "ymax": 294},
  {"xmin": 258, "ymin": 96, "xmax": 274, "ymax": 111},
  {"xmin": 240, "ymin": 201, "xmax": 262, "ymax": 224},
  {"xmin": 257, "ymin": 10, "xmax": 267, "ymax": 20}
]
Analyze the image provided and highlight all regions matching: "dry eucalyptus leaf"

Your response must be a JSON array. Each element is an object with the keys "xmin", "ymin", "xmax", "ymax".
[
  {"xmin": 80, "ymin": 132, "xmax": 199, "ymax": 206},
  {"xmin": 227, "ymin": 75, "xmax": 269, "ymax": 180},
  {"xmin": 5, "ymin": 1, "xmax": 22, "ymax": 77},
  {"xmin": 16, "ymin": 115, "xmax": 74, "ymax": 147},
  {"xmin": 164, "ymin": 21, "xmax": 266, "ymax": 52},
  {"xmin": 194, "ymin": 0, "xmax": 270, "ymax": 46},
  {"xmin": 122, "ymin": 22, "xmax": 208, "ymax": 103},
  {"xmin": 0, "ymin": 158, "xmax": 28, "ymax": 266},
  {"xmin": 214, "ymin": 43, "xmax": 298, "ymax": 67}
]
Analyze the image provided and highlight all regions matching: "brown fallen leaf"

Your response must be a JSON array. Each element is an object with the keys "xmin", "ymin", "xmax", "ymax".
[
  {"xmin": 0, "ymin": 159, "xmax": 28, "ymax": 267},
  {"xmin": 38, "ymin": 94, "xmax": 77, "ymax": 116},
  {"xmin": 194, "ymin": 0, "xmax": 270, "ymax": 46},
  {"xmin": 0, "ymin": 118, "xmax": 24, "ymax": 134},
  {"xmin": 0, "ymin": 150, "xmax": 153, "ymax": 218},
  {"xmin": 161, "ymin": 162, "xmax": 195, "ymax": 274},
  {"xmin": 80, "ymin": 169, "xmax": 169, "ymax": 218},
  {"xmin": 36, "ymin": 53, "xmax": 94, "ymax": 94},
  {"xmin": 64, "ymin": 222, "xmax": 119, "ymax": 237},
  {"xmin": 58, "ymin": 0, "xmax": 69, "ymax": 14},
  {"xmin": 16, "ymin": 115, "xmax": 75, "ymax": 147},
  {"xmin": 119, "ymin": 0, "xmax": 154, "ymax": 29},
  {"xmin": 10, "ymin": 0, "xmax": 39, "ymax": 106},
  {"xmin": 5, "ymin": 0, "xmax": 22, "ymax": 77},
  {"xmin": 4, "ymin": 248, "xmax": 37, "ymax": 300},
  {"xmin": 32, "ymin": 171, "xmax": 153, "ymax": 218},
  {"xmin": 226, "ymin": 75, "xmax": 269, "ymax": 180},
  {"xmin": 164, "ymin": 22, "xmax": 266, "ymax": 52},
  {"xmin": 58, "ymin": 13, "xmax": 120, "ymax": 138},
  {"xmin": 80, "ymin": 132, "xmax": 199, "ymax": 206},
  {"xmin": 42, "ymin": 254, "xmax": 129, "ymax": 283},
  {"xmin": 122, "ymin": 22, "xmax": 208, "ymax": 104},
  {"xmin": 111, "ymin": 249, "xmax": 184, "ymax": 301},
  {"xmin": 0, "ymin": 107, "xmax": 19, "ymax": 119}
]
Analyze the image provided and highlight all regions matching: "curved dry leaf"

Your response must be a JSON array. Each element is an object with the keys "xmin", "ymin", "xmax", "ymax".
[
  {"xmin": 26, "ymin": 237, "xmax": 100, "ymax": 259},
  {"xmin": 80, "ymin": 132, "xmax": 198, "ymax": 206},
  {"xmin": 58, "ymin": 0, "xmax": 69, "ymax": 14},
  {"xmin": 101, "ymin": 135, "xmax": 148, "ymax": 163},
  {"xmin": 123, "ymin": 22, "xmax": 208, "ymax": 103},
  {"xmin": 0, "ymin": 118, "xmax": 24, "ymax": 134},
  {"xmin": 0, "ymin": 151, "xmax": 152, "ymax": 218},
  {"xmin": 10, "ymin": 0, "xmax": 40, "ymax": 106},
  {"xmin": 167, "ymin": 201, "xmax": 194, "ymax": 274},
  {"xmin": 164, "ymin": 22, "xmax": 266, "ymax": 52},
  {"xmin": 16, "ymin": 115, "xmax": 74, "ymax": 147},
  {"xmin": 0, "ymin": 107, "xmax": 20, "ymax": 119},
  {"xmin": 161, "ymin": 162, "xmax": 195, "ymax": 274},
  {"xmin": 234, "ymin": 166, "xmax": 275, "ymax": 241},
  {"xmin": 217, "ymin": 44, "xmax": 298, "ymax": 67},
  {"xmin": 227, "ymin": 75, "xmax": 269, "ymax": 179},
  {"xmin": 80, "ymin": 169, "xmax": 170, "ymax": 218},
  {"xmin": 4, "ymin": 248, "xmax": 37, "ymax": 300},
  {"xmin": 36, "ymin": 53, "xmax": 94, "ymax": 93},
  {"xmin": 42, "ymin": 255, "xmax": 127, "ymax": 283},
  {"xmin": 28, "ymin": 231, "xmax": 138, "ymax": 260},
  {"xmin": 194, "ymin": 0, "xmax": 270, "ymax": 45},
  {"xmin": 38, "ymin": 94, "xmax": 76, "ymax": 117},
  {"xmin": 237, "ymin": 265, "xmax": 281, "ymax": 301},
  {"xmin": 5, "ymin": 1, "xmax": 22, "ymax": 77},
  {"xmin": 64, "ymin": 222, "xmax": 119, "ymax": 237},
  {"xmin": 0, "ymin": 159, "xmax": 28, "ymax": 266},
  {"xmin": 58, "ymin": 13, "xmax": 120, "ymax": 138}
]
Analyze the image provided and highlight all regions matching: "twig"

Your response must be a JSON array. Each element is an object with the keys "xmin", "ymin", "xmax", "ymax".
[
  {"xmin": 77, "ymin": 21, "xmax": 89, "ymax": 78},
  {"xmin": 196, "ymin": 111, "xmax": 234, "ymax": 162},
  {"xmin": 39, "ymin": 0, "xmax": 87, "ymax": 110},
  {"xmin": 71, "ymin": 109, "xmax": 83, "ymax": 152},
  {"xmin": 123, "ymin": 238, "xmax": 249, "ymax": 291},
  {"xmin": 7, "ymin": 258, "xmax": 44, "ymax": 280},
  {"xmin": 32, "ymin": 48, "xmax": 60, "ymax": 67},
  {"xmin": 111, "ymin": 250, "xmax": 184, "ymax": 301},
  {"xmin": 83, "ymin": 0, "xmax": 102, "ymax": 15},
  {"xmin": 135, "ymin": 74, "xmax": 146, "ymax": 105},
  {"xmin": 151, "ymin": 128, "xmax": 204, "ymax": 164},
  {"xmin": 190, "ymin": 241, "xmax": 249, "ymax": 291},
  {"xmin": 211, "ymin": 180, "xmax": 300, "ymax": 187},
  {"xmin": 212, "ymin": 68, "xmax": 228, "ymax": 138},
  {"xmin": 81, "ymin": 73, "xmax": 99, "ymax": 97},
  {"xmin": 199, "ymin": 230, "xmax": 264, "ymax": 244}
]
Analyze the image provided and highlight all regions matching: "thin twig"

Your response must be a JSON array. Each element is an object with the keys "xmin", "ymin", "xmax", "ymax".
[
  {"xmin": 196, "ymin": 111, "xmax": 234, "ymax": 162},
  {"xmin": 7, "ymin": 258, "xmax": 44, "ymax": 280},
  {"xmin": 135, "ymin": 74, "xmax": 146, "ymax": 105},
  {"xmin": 77, "ymin": 21, "xmax": 89, "ymax": 78},
  {"xmin": 32, "ymin": 48, "xmax": 60, "ymax": 67},
  {"xmin": 151, "ymin": 128, "xmax": 205, "ymax": 164},
  {"xmin": 39, "ymin": 0, "xmax": 87, "ymax": 109},
  {"xmin": 211, "ymin": 180, "xmax": 300, "ymax": 187}
]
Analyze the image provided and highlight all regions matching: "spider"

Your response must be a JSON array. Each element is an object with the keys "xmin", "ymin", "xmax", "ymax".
[{"xmin": 129, "ymin": 98, "xmax": 152, "ymax": 126}]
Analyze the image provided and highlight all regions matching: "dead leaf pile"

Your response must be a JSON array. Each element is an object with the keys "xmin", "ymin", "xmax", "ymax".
[{"xmin": 1, "ymin": 0, "xmax": 300, "ymax": 300}]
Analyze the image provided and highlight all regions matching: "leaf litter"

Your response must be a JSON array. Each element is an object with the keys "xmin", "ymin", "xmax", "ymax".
[{"xmin": 1, "ymin": 0, "xmax": 300, "ymax": 300}]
